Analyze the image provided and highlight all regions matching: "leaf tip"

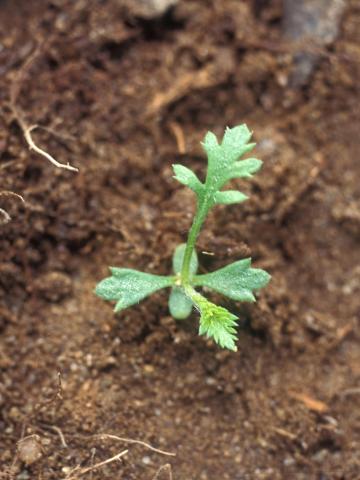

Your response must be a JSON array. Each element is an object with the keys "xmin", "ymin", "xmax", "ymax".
[
  {"xmin": 202, "ymin": 131, "xmax": 218, "ymax": 151},
  {"xmin": 114, "ymin": 300, "xmax": 124, "ymax": 313},
  {"xmin": 263, "ymin": 271, "xmax": 272, "ymax": 286}
]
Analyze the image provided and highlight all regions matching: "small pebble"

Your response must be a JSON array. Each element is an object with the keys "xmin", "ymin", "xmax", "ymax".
[
  {"xmin": 312, "ymin": 448, "xmax": 328, "ymax": 463},
  {"xmin": 16, "ymin": 471, "xmax": 30, "ymax": 480},
  {"xmin": 283, "ymin": 456, "xmax": 296, "ymax": 466},
  {"xmin": 17, "ymin": 435, "xmax": 43, "ymax": 465}
]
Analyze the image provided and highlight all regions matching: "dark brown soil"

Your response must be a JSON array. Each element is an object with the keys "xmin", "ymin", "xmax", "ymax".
[{"xmin": 1, "ymin": 1, "xmax": 360, "ymax": 479}]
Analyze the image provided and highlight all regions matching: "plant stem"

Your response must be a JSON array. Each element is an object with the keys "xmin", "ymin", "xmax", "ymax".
[{"xmin": 180, "ymin": 199, "xmax": 209, "ymax": 285}]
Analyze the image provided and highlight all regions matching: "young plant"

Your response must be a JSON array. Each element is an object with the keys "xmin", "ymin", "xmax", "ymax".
[{"xmin": 95, "ymin": 125, "xmax": 270, "ymax": 351}]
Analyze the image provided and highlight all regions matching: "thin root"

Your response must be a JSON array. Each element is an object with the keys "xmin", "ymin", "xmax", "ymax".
[
  {"xmin": 0, "ymin": 191, "xmax": 25, "ymax": 224},
  {"xmin": 9, "ymin": 46, "xmax": 78, "ymax": 172},
  {"xmin": 0, "ymin": 208, "xmax": 11, "ymax": 224},
  {"xmin": 64, "ymin": 449, "xmax": 128, "ymax": 480},
  {"xmin": 94, "ymin": 434, "xmax": 176, "ymax": 457},
  {"xmin": 24, "ymin": 125, "xmax": 78, "ymax": 172},
  {"xmin": 0, "ymin": 191, "xmax": 25, "ymax": 202},
  {"xmin": 50, "ymin": 426, "xmax": 68, "ymax": 448},
  {"xmin": 152, "ymin": 463, "xmax": 173, "ymax": 480}
]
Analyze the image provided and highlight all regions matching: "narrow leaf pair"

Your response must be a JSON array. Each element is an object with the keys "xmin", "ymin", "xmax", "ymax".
[{"xmin": 96, "ymin": 125, "xmax": 271, "ymax": 351}]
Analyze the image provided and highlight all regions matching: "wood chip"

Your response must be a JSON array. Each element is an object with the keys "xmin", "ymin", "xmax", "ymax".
[{"xmin": 289, "ymin": 391, "xmax": 329, "ymax": 413}]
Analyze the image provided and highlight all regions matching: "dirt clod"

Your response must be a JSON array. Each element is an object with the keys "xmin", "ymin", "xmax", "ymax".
[
  {"xmin": 33, "ymin": 272, "xmax": 72, "ymax": 302},
  {"xmin": 17, "ymin": 435, "xmax": 43, "ymax": 466}
]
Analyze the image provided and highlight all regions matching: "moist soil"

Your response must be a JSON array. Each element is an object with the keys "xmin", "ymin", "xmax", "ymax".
[{"xmin": 0, "ymin": 1, "xmax": 360, "ymax": 479}]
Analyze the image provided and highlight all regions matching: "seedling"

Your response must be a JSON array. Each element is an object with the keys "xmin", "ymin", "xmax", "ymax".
[{"xmin": 95, "ymin": 125, "xmax": 270, "ymax": 351}]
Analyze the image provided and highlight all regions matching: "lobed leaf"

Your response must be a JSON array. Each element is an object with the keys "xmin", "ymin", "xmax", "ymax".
[
  {"xmin": 95, "ymin": 268, "xmax": 174, "ymax": 312},
  {"xmin": 173, "ymin": 164, "xmax": 204, "ymax": 196},
  {"xmin": 222, "ymin": 125, "xmax": 253, "ymax": 156},
  {"xmin": 194, "ymin": 258, "xmax": 271, "ymax": 302},
  {"xmin": 226, "ymin": 158, "xmax": 263, "ymax": 181},
  {"xmin": 214, "ymin": 190, "xmax": 248, "ymax": 205},
  {"xmin": 202, "ymin": 125, "xmax": 255, "ymax": 172},
  {"xmin": 200, "ymin": 125, "xmax": 260, "ymax": 204}
]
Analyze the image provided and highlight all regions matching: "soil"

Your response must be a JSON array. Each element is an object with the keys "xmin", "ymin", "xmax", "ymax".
[{"xmin": 0, "ymin": 1, "xmax": 360, "ymax": 479}]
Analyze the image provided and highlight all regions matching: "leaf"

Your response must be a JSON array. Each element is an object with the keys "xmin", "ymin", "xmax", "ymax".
[
  {"xmin": 172, "ymin": 243, "xmax": 198, "ymax": 275},
  {"xmin": 222, "ymin": 125, "xmax": 253, "ymax": 153},
  {"xmin": 173, "ymin": 164, "xmax": 204, "ymax": 196},
  {"xmin": 200, "ymin": 125, "xmax": 259, "ymax": 197},
  {"xmin": 194, "ymin": 258, "xmax": 271, "ymax": 302},
  {"xmin": 201, "ymin": 131, "xmax": 221, "ymax": 157},
  {"xmin": 226, "ymin": 158, "xmax": 263, "ymax": 181},
  {"xmin": 202, "ymin": 125, "xmax": 255, "ymax": 171},
  {"xmin": 214, "ymin": 190, "xmax": 248, "ymax": 205},
  {"xmin": 169, "ymin": 243, "xmax": 198, "ymax": 319},
  {"xmin": 95, "ymin": 268, "xmax": 174, "ymax": 312},
  {"xmin": 194, "ymin": 294, "xmax": 238, "ymax": 351},
  {"xmin": 168, "ymin": 286, "xmax": 193, "ymax": 319}
]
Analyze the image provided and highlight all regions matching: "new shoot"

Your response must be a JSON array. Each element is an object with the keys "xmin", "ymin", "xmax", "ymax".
[{"xmin": 95, "ymin": 125, "xmax": 271, "ymax": 351}]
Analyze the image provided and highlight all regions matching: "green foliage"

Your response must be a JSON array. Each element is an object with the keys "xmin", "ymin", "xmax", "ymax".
[
  {"xmin": 168, "ymin": 244, "xmax": 198, "ymax": 319},
  {"xmin": 95, "ymin": 268, "xmax": 174, "ymax": 312},
  {"xmin": 198, "ymin": 302, "xmax": 238, "ymax": 352},
  {"xmin": 186, "ymin": 287, "xmax": 238, "ymax": 351},
  {"xmin": 95, "ymin": 124, "xmax": 271, "ymax": 351},
  {"xmin": 193, "ymin": 259, "xmax": 271, "ymax": 303},
  {"xmin": 172, "ymin": 165, "xmax": 203, "ymax": 196},
  {"xmin": 172, "ymin": 243, "xmax": 198, "ymax": 275}
]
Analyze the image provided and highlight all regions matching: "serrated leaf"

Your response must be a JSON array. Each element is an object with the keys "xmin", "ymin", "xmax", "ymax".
[
  {"xmin": 192, "ymin": 293, "xmax": 238, "ymax": 351},
  {"xmin": 172, "ymin": 243, "xmax": 198, "ymax": 275},
  {"xmin": 222, "ymin": 125, "xmax": 252, "ymax": 150},
  {"xmin": 226, "ymin": 158, "xmax": 263, "ymax": 181},
  {"xmin": 169, "ymin": 286, "xmax": 193, "ymax": 319},
  {"xmin": 194, "ymin": 258, "xmax": 271, "ymax": 302},
  {"xmin": 214, "ymin": 190, "xmax": 248, "ymax": 205},
  {"xmin": 200, "ymin": 125, "xmax": 259, "ymax": 195},
  {"xmin": 95, "ymin": 268, "xmax": 174, "ymax": 312},
  {"xmin": 173, "ymin": 164, "xmax": 203, "ymax": 196}
]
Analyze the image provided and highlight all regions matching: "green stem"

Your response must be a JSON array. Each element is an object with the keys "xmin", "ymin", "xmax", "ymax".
[
  {"xmin": 180, "ymin": 199, "xmax": 210, "ymax": 285},
  {"xmin": 183, "ymin": 284, "xmax": 204, "ymax": 306}
]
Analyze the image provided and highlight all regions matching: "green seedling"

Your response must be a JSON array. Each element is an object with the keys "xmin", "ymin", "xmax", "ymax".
[{"xmin": 95, "ymin": 125, "xmax": 270, "ymax": 351}]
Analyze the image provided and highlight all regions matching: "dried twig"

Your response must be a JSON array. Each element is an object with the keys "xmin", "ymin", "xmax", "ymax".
[
  {"xmin": 50, "ymin": 426, "xmax": 68, "ymax": 448},
  {"xmin": 23, "ymin": 124, "xmax": 78, "ymax": 171},
  {"xmin": 0, "ymin": 191, "xmax": 25, "ymax": 203},
  {"xmin": 94, "ymin": 434, "xmax": 176, "ymax": 457},
  {"xmin": 64, "ymin": 449, "xmax": 128, "ymax": 480},
  {"xmin": 0, "ymin": 191, "xmax": 25, "ymax": 224},
  {"xmin": 0, "ymin": 208, "xmax": 11, "ymax": 224},
  {"xmin": 146, "ymin": 66, "xmax": 216, "ymax": 117},
  {"xmin": 271, "ymin": 426, "xmax": 297, "ymax": 441},
  {"xmin": 152, "ymin": 463, "xmax": 173, "ymax": 480},
  {"xmin": 89, "ymin": 448, "xmax": 96, "ymax": 480},
  {"xmin": 9, "ymin": 46, "xmax": 78, "ymax": 172},
  {"xmin": 337, "ymin": 387, "xmax": 360, "ymax": 398},
  {"xmin": 169, "ymin": 121, "xmax": 186, "ymax": 154},
  {"xmin": 289, "ymin": 390, "xmax": 329, "ymax": 413}
]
